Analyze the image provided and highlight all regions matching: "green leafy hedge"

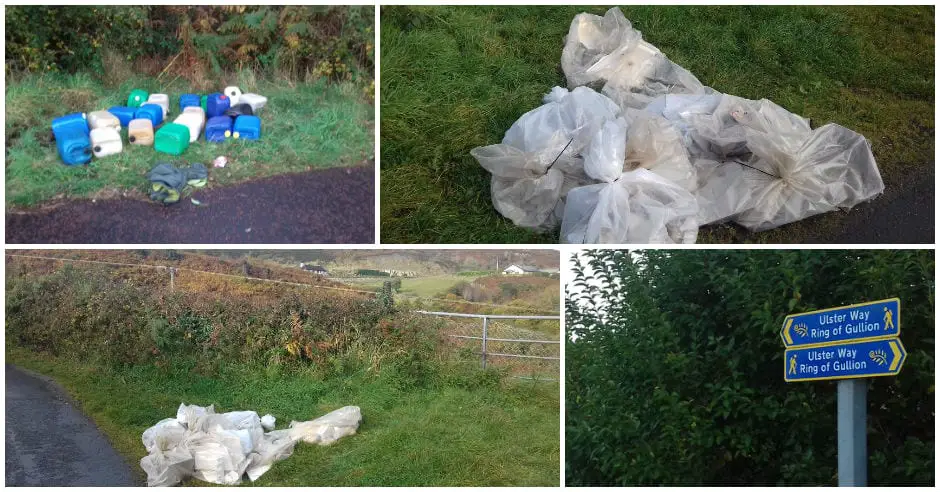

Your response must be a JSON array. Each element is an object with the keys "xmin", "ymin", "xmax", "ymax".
[{"xmin": 566, "ymin": 250, "xmax": 934, "ymax": 486}]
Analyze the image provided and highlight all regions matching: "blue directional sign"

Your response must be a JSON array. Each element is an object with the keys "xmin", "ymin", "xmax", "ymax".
[
  {"xmin": 784, "ymin": 338, "xmax": 907, "ymax": 382},
  {"xmin": 781, "ymin": 298, "xmax": 900, "ymax": 348}
]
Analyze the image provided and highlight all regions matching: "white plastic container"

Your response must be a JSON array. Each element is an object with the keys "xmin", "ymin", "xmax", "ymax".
[
  {"xmin": 182, "ymin": 106, "xmax": 206, "ymax": 119},
  {"xmin": 146, "ymin": 94, "xmax": 170, "ymax": 118},
  {"xmin": 223, "ymin": 86, "xmax": 242, "ymax": 105},
  {"xmin": 90, "ymin": 127, "xmax": 123, "ymax": 157},
  {"xmin": 239, "ymin": 93, "xmax": 267, "ymax": 113},
  {"xmin": 88, "ymin": 110, "xmax": 121, "ymax": 130},
  {"xmin": 128, "ymin": 118, "xmax": 154, "ymax": 146},
  {"xmin": 173, "ymin": 113, "xmax": 204, "ymax": 143}
]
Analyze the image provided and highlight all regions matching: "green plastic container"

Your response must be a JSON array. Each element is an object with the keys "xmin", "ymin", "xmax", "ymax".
[
  {"xmin": 128, "ymin": 89, "xmax": 149, "ymax": 108},
  {"xmin": 154, "ymin": 123, "xmax": 191, "ymax": 156},
  {"xmin": 200, "ymin": 95, "xmax": 208, "ymax": 112}
]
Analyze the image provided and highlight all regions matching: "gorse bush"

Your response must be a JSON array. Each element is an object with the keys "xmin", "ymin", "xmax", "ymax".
[
  {"xmin": 5, "ymin": 6, "xmax": 373, "ymax": 84},
  {"xmin": 5, "ymin": 261, "xmax": 462, "ymax": 388},
  {"xmin": 566, "ymin": 250, "xmax": 934, "ymax": 486}
]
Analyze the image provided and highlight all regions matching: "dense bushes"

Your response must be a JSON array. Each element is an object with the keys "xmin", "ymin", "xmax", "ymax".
[
  {"xmin": 5, "ymin": 6, "xmax": 373, "ymax": 83},
  {"xmin": 566, "ymin": 250, "xmax": 934, "ymax": 486},
  {"xmin": 5, "ymin": 261, "xmax": 459, "ymax": 388}
]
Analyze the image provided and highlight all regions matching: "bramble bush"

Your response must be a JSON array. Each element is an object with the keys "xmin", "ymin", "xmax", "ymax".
[
  {"xmin": 5, "ymin": 261, "xmax": 460, "ymax": 389},
  {"xmin": 566, "ymin": 250, "xmax": 934, "ymax": 486},
  {"xmin": 5, "ymin": 6, "xmax": 373, "ymax": 85}
]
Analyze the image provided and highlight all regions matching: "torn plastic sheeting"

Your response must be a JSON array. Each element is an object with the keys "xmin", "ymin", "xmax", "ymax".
[{"xmin": 140, "ymin": 403, "xmax": 361, "ymax": 487}]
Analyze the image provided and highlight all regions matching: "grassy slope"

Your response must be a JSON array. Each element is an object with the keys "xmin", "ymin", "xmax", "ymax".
[
  {"xmin": 7, "ymin": 347, "xmax": 559, "ymax": 486},
  {"xmin": 380, "ymin": 6, "xmax": 935, "ymax": 243},
  {"xmin": 6, "ymin": 72, "xmax": 374, "ymax": 207}
]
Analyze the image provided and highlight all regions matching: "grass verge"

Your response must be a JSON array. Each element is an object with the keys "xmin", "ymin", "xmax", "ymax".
[
  {"xmin": 380, "ymin": 5, "xmax": 934, "ymax": 243},
  {"xmin": 7, "ymin": 347, "xmax": 559, "ymax": 486},
  {"xmin": 6, "ymin": 71, "xmax": 374, "ymax": 207}
]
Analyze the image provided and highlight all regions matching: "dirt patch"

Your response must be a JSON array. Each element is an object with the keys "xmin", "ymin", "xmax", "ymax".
[{"xmin": 6, "ymin": 165, "xmax": 375, "ymax": 244}]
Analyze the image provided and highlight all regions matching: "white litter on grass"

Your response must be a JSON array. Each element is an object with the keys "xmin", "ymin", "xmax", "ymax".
[
  {"xmin": 140, "ymin": 403, "xmax": 361, "ymax": 486},
  {"xmin": 472, "ymin": 7, "xmax": 885, "ymax": 243}
]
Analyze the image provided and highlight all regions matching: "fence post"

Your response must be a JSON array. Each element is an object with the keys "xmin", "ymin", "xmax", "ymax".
[
  {"xmin": 481, "ymin": 316, "xmax": 488, "ymax": 370},
  {"xmin": 169, "ymin": 267, "xmax": 175, "ymax": 292}
]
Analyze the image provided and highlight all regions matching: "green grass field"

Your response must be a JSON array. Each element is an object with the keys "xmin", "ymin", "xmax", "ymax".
[
  {"xmin": 380, "ymin": 6, "xmax": 934, "ymax": 243},
  {"xmin": 6, "ymin": 72, "xmax": 374, "ymax": 207},
  {"xmin": 7, "ymin": 347, "xmax": 559, "ymax": 486}
]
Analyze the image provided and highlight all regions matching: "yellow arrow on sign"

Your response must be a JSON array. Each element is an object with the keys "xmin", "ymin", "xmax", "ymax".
[
  {"xmin": 889, "ymin": 340, "xmax": 902, "ymax": 371},
  {"xmin": 782, "ymin": 318, "xmax": 794, "ymax": 345}
]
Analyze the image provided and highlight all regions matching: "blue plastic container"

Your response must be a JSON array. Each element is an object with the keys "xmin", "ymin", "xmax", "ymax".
[
  {"xmin": 55, "ymin": 129, "xmax": 93, "ymax": 165},
  {"xmin": 206, "ymin": 93, "xmax": 231, "ymax": 118},
  {"xmin": 205, "ymin": 116, "xmax": 232, "ymax": 142},
  {"xmin": 179, "ymin": 94, "xmax": 201, "ymax": 111},
  {"xmin": 233, "ymin": 115, "xmax": 261, "ymax": 140},
  {"xmin": 135, "ymin": 104, "xmax": 164, "ymax": 127},
  {"xmin": 51, "ymin": 113, "xmax": 89, "ymax": 137},
  {"xmin": 108, "ymin": 106, "xmax": 137, "ymax": 127}
]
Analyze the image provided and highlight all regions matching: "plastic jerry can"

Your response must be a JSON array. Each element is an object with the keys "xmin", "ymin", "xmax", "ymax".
[
  {"xmin": 232, "ymin": 115, "xmax": 261, "ymax": 140},
  {"xmin": 146, "ymin": 94, "xmax": 170, "ymax": 118},
  {"xmin": 173, "ymin": 113, "xmax": 204, "ymax": 143},
  {"xmin": 239, "ymin": 93, "xmax": 268, "ymax": 113},
  {"xmin": 135, "ymin": 104, "xmax": 164, "ymax": 127},
  {"xmin": 90, "ymin": 127, "xmax": 123, "ymax": 158},
  {"xmin": 108, "ymin": 106, "xmax": 137, "ymax": 127},
  {"xmin": 128, "ymin": 89, "xmax": 149, "ymax": 108},
  {"xmin": 182, "ymin": 106, "xmax": 206, "ymax": 119},
  {"xmin": 179, "ymin": 93, "xmax": 200, "ymax": 112},
  {"xmin": 51, "ymin": 113, "xmax": 89, "ymax": 137},
  {"xmin": 154, "ymin": 123, "xmax": 191, "ymax": 155},
  {"xmin": 200, "ymin": 95, "xmax": 208, "ymax": 111},
  {"xmin": 128, "ymin": 118, "xmax": 154, "ymax": 145},
  {"xmin": 206, "ymin": 93, "xmax": 231, "ymax": 118},
  {"xmin": 205, "ymin": 116, "xmax": 232, "ymax": 142},
  {"xmin": 55, "ymin": 129, "xmax": 92, "ymax": 165},
  {"xmin": 224, "ymin": 103, "xmax": 254, "ymax": 120},
  {"xmin": 88, "ymin": 111, "xmax": 121, "ymax": 131},
  {"xmin": 223, "ymin": 86, "xmax": 242, "ymax": 105}
]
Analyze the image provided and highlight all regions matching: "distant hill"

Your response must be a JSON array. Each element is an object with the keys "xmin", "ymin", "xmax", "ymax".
[{"xmin": 200, "ymin": 250, "xmax": 559, "ymax": 275}]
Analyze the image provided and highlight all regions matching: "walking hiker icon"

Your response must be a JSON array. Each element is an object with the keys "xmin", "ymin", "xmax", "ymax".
[
  {"xmin": 884, "ymin": 307, "xmax": 895, "ymax": 330},
  {"xmin": 789, "ymin": 354, "xmax": 798, "ymax": 375}
]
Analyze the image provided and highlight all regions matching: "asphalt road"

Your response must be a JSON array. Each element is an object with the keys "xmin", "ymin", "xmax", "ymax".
[
  {"xmin": 5, "ymin": 365, "xmax": 137, "ymax": 486},
  {"xmin": 6, "ymin": 165, "xmax": 374, "ymax": 244}
]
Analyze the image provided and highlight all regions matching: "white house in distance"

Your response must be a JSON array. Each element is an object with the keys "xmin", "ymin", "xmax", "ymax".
[
  {"xmin": 299, "ymin": 263, "xmax": 329, "ymax": 276},
  {"xmin": 502, "ymin": 264, "xmax": 542, "ymax": 275}
]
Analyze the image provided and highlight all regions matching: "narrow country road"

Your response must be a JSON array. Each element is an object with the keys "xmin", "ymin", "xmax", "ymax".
[
  {"xmin": 6, "ymin": 165, "xmax": 374, "ymax": 244},
  {"xmin": 5, "ymin": 365, "xmax": 137, "ymax": 486}
]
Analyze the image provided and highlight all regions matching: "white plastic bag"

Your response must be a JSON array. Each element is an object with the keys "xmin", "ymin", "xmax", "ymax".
[
  {"xmin": 471, "ymin": 86, "xmax": 622, "ymax": 230},
  {"xmin": 583, "ymin": 117, "xmax": 628, "ymax": 182},
  {"xmin": 177, "ymin": 403, "xmax": 214, "ymax": 426},
  {"xmin": 561, "ymin": 8, "xmax": 706, "ymax": 110},
  {"xmin": 282, "ymin": 406, "xmax": 363, "ymax": 446},
  {"xmin": 623, "ymin": 110, "xmax": 696, "ymax": 190},
  {"xmin": 260, "ymin": 414, "xmax": 276, "ymax": 432},
  {"xmin": 142, "ymin": 418, "xmax": 186, "ymax": 453},
  {"xmin": 560, "ymin": 169, "xmax": 699, "ymax": 244},
  {"xmin": 140, "ymin": 444, "xmax": 195, "ymax": 487},
  {"xmin": 733, "ymin": 123, "xmax": 884, "ymax": 231}
]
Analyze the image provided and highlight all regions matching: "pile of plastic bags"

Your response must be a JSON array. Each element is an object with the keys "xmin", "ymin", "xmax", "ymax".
[
  {"xmin": 472, "ymin": 8, "xmax": 884, "ymax": 243},
  {"xmin": 140, "ymin": 403, "xmax": 361, "ymax": 486}
]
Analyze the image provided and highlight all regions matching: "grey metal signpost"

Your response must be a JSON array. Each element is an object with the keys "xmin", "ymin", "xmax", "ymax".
[
  {"xmin": 782, "ymin": 298, "xmax": 906, "ymax": 487},
  {"xmin": 837, "ymin": 380, "xmax": 867, "ymax": 486}
]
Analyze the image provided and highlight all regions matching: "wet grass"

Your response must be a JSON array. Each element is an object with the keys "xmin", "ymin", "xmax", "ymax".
[
  {"xmin": 7, "ymin": 347, "xmax": 560, "ymax": 486},
  {"xmin": 6, "ymin": 72, "xmax": 374, "ymax": 207},
  {"xmin": 380, "ymin": 5, "xmax": 934, "ymax": 243}
]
